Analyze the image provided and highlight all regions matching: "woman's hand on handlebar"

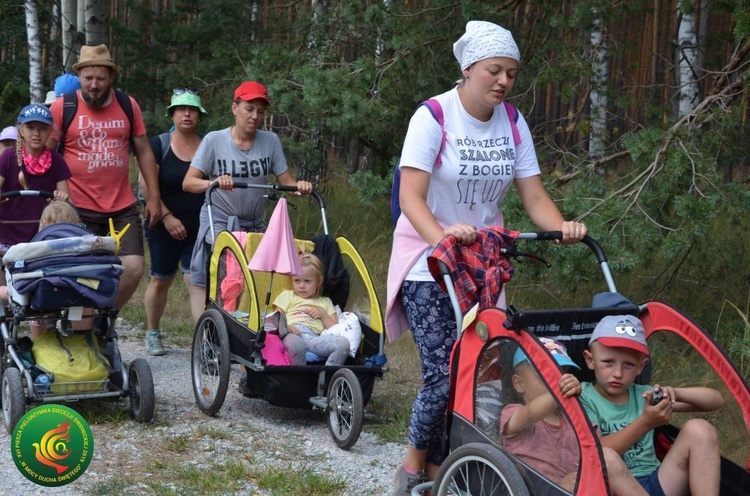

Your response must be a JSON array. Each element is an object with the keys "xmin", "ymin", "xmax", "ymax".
[
  {"xmin": 215, "ymin": 174, "xmax": 234, "ymax": 191},
  {"xmin": 443, "ymin": 223, "xmax": 477, "ymax": 245},
  {"xmin": 559, "ymin": 221, "xmax": 587, "ymax": 245},
  {"xmin": 295, "ymin": 180, "xmax": 313, "ymax": 195}
]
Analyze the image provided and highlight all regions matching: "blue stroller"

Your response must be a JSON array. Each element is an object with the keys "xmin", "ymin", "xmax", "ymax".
[{"xmin": 0, "ymin": 190, "xmax": 155, "ymax": 433}]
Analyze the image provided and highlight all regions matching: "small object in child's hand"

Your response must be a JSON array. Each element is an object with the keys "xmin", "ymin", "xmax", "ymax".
[{"xmin": 651, "ymin": 389, "xmax": 664, "ymax": 405}]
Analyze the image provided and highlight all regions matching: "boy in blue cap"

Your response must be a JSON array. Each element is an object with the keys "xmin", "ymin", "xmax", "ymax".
[
  {"xmin": 501, "ymin": 337, "xmax": 647, "ymax": 494},
  {"xmin": 581, "ymin": 315, "xmax": 724, "ymax": 496}
]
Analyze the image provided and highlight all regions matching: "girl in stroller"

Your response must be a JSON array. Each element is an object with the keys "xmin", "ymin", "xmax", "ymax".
[{"xmin": 272, "ymin": 253, "xmax": 348, "ymax": 366}]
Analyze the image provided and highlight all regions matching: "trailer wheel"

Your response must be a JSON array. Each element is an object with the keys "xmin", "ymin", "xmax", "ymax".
[
  {"xmin": 326, "ymin": 368, "xmax": 363, "ymax": 450},
  {"xmin": 2, "ymin": 368, "xmax": 25, "ymax": 434},
  {"xmin": 191, "ymin": 309, "xmax": 230, "ymax": 415},
  {"xmin": 129, "ymin": 358, "xmax": 155, "ymax": 423},
  {"xmin": 434, "ymin": 443, "xmax": 530, "ymax": 496}
]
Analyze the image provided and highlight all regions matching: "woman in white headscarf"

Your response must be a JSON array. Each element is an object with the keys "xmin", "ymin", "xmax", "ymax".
[{"xmin": 386, "ymin": 21, "xmax": 587, "ymax": 494}]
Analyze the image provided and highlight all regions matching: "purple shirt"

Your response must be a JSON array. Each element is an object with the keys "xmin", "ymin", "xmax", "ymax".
[{"xmin": 0, "ymin": 147, "xmax": 71, "ymax": 245}]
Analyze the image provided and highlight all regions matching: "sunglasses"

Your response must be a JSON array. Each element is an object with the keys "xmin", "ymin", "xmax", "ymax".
[{"xmin": 173, "ymin": 88, "xmax": 198, "ymax": 95}]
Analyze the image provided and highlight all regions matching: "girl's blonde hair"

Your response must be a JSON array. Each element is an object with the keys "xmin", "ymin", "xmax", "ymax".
[
  {"xmin": 15, "ymin": 135, "xmax": 27, "ymax": 189},
  {"xmin": 39, "ymin": 201, "xmax": 80, "ymax": 231},
  {"xmin": 299, "ymin": 252, "xmax": 325, "ymax": 298}
]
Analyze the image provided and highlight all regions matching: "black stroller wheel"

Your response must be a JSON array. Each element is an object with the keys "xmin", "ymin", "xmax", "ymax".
[
  {"xmin": 2, "ymin": 367, "xmax": 25, "ymax": 434},
  {"xmin": 128, "ymin": 358, "xmax": 155, "ymax": 423},
  {"xmin": 191, "ymin": 309, "xmax": 230, "ymax": 415},
  {"xmin": 326, "ymin": 368, "xmax": 363, "ymax": 450},
  {"xmin": 434, "ymin": 443, "xmax": 530, "ymax": 496}
]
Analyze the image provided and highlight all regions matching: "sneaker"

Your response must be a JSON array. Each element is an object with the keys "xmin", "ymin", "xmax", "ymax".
[
  {"xmin": 393, "ymin": 465, "xmax": 426, "ymax": 496},
  {"xmin": 145, "ymin": 329, "xmax": 166, "ymax": 356}
]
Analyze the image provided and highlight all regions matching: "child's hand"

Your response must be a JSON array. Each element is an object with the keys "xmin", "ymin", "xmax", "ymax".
[
  {"xmin": 559, "ymin": 373, "xmax": 581, "ymax": 398},
  {"xmin": 300, "ymin": 306, "xmax": 322, "ymax": 319},
  {"xmin": 287, "ymin": 325, "xmax": 301, "ymax": 337},
  {"xmin": 643, "ymin": 386, "xmax": 673, "ymax": 427},
  {"xmin": 52, "ymin": 190, "xmax": 69, "ymax": 202}
]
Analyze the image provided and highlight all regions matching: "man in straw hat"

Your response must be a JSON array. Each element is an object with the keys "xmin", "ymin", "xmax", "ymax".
[{"xmin": 48, "ymin": 44, "xmax": 162, "ymax": 310}]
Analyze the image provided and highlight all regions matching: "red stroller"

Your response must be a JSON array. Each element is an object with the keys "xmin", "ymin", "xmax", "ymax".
[{"xmin": 414, "ymin": 229, "xmax": 750, "ymax": 495}]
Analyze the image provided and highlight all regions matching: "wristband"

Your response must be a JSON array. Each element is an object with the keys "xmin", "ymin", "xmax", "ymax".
[{"xmin": 161, "ymin": 211, "xmax": 172, "ymax": 222}]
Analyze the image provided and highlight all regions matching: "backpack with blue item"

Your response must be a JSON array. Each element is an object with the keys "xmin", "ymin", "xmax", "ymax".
[{"xmin": 390, "ymin": 99, "xmax": 522, "ymax": 226}]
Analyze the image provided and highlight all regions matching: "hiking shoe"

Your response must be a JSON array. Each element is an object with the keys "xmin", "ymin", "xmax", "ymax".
[
  {"xmin": 393, "ymin": 465, "xmax": 426, "ymax": 496},
  {"xmin": 145, "ymin": 329, "xmax": 166, "ymax": 356}
]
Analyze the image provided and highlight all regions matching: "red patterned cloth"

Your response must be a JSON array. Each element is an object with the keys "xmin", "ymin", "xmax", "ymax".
[{"xmin": 427, "ymin": 226, "xmax": 518, "ymax": 313}]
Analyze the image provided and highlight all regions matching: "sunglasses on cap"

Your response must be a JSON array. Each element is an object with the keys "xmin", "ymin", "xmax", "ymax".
[{"xmin": 173, "ymin": 88, "xmax": 198, "ymax": 95}]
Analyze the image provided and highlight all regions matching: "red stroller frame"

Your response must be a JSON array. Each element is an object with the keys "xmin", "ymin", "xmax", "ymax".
[{"xmin": 416, "ymin": 230, "xmax": 750, "ymax": 496}]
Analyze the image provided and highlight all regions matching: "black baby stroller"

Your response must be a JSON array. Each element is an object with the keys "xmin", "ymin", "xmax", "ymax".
[{"xmin": 0, "ymin": 190, "xmax": 155, "ymax": 434}]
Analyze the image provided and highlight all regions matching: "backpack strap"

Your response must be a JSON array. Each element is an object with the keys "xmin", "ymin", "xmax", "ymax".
[
  {"xmin": 421, "ymin": 98, "xmax": 445, "ymax": 167},
  {"xmin": 58, "ymin": 91, "xmax": 79, "ymax": 154},
  {"xmin": 113, "ymin": 89, "xmax": 135, "ymax": 140},
  {"xmin": 503, "ymin": 101, "xmax": 522, "ymax": 146},
  {"xmin": 158, "ymin": 133, "xmax": 171, "ymax": 163}
]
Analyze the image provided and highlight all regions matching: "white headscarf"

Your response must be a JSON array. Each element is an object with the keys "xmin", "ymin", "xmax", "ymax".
[{"xmin": 453, "ymin": 21, "xmax": 521, "ymax": 70}]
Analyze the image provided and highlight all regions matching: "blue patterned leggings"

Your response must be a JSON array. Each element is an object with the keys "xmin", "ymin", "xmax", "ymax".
[{"xmin": 401, "ymin": 280, "xmax": 456, "ymax": 465}]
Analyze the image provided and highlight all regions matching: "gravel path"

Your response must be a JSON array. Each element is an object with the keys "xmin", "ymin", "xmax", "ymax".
[{"xmin": 0, "ymin": 320, "xmax": 403, "ymax": 495}]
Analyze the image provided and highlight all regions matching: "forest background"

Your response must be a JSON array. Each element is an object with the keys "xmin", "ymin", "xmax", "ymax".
[{"xmin": 0, "ymin": 0, "xmax": 749, "ymax": 450}]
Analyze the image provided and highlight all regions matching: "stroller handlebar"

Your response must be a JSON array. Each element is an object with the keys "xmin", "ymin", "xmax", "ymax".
[
  {"xmin": 205, "ymin": 181, "xmax": 324, "ymax": 209},
  {"xmin": 0, "ymin": 190, "xmax": 55, "ymax": 200},
  {"xmin": 205, "ymin": 181, "xmax": 328, "ymax": 241},
  {"xmin": 517, "ymin": 232, "xmax": 607, "ymax": 265}
]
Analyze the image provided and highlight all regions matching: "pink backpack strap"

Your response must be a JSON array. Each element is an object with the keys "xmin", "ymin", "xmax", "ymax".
[
  {"xmin": 503, "ymin": 101, "xmax": 521, "ymax": 146},
  {"xmin": 422, "ymin": 98, "xmax": 445, "ymax": 167}
]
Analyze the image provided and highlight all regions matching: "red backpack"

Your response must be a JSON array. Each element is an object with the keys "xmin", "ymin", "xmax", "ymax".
[{"xmin": 391, "ymin": 100, "xmax": 521, "ymax": 226}]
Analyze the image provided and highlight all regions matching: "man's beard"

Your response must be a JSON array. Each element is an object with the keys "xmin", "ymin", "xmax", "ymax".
[{"xmin": 82, "ymin": 89, "xmax": 109, "ymax": 109}]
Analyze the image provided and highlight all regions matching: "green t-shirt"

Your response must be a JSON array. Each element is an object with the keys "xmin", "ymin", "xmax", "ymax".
[{"xmin": 580, "ymin": 382, "xmax": 660, "ymax": 478}]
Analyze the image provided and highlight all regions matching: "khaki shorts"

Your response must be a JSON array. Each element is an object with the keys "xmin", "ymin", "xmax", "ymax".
[{"xmin": 77, "ymin": 204, "xmax": 144, "ymax": 257}]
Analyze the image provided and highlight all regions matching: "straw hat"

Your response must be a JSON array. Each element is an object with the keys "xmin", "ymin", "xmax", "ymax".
[{"xmin": 72, "ymin": 44, "xmax": 118, "ymax": 72}]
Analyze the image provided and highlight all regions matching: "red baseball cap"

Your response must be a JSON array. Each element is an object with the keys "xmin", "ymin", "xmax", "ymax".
[{"xmin": 234, "ymin": 81, "xmax": 269, "ymax": 104}]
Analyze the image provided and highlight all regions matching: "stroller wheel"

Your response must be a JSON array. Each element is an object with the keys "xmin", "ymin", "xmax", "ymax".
[
  {"xmin": 191, "ymin": 309, "xmax": 230, "ymax": 416},
  {"xmin": 434, "ymin": 443, "xmax": 530, "ymax": 496},
  {"xmin": 326, "ymin": 368, "xmax": 363, "ymax": 450},
  {"xmin": 2, "ymin": 367, "xmax": 25, "ymax": 434},
  {"xmin": 128, "ymin": 358, "xmax": 155, "ymax": 423}
]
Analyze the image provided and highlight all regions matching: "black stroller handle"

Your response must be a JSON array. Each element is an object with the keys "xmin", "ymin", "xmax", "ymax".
[
  {"xmin": 204, "ymin": 181, "xmax": 329, "ymax": 241},
  {"xmin": 0, "ymin": 190, "xmax": 55, "ymax": 200},
  {"xmin": 517, "ymin": 231, "xmax": 607, "ymax": 265},
  {"xmin": 204, "ymin": 181, "xmax": 325, "ymax": 211}
]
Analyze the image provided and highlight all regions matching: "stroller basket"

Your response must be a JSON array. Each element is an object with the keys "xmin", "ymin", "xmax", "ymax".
[{"xmin": 36, "ymin": 379, "xmax": 110, "ymax": 397}]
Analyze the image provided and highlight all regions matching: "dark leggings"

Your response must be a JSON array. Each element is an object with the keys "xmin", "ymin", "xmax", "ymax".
[{"xmin": 401, "ymin": 280, "xmax": 456, "ymax": 465}]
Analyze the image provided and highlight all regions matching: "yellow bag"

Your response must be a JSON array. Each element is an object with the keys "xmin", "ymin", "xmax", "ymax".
[{"xmin": 32, "ymin": 331, "xmax": 110, "ymax": 393}]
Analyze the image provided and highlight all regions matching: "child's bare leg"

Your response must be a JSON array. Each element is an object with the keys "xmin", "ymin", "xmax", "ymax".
[
  {"xmin": 602, "ymin": 447, "xmax": 647, "ymax": 495},
  {"xmin": 30, "ymin": 324, "xmax": 47, "ymax": 341},
  {"xmin": 658, "ymin": 418, "xmax": 720, "ymax": 496}
]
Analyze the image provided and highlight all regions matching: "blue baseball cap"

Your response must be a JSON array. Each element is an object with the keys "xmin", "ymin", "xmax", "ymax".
[
  {"xmin": 513, "ymin": 337, "xmax": 580, "ymax": 370},
  {"xmin": 18, "ymin": 104, "xmax": 53, "ymax": 125}
]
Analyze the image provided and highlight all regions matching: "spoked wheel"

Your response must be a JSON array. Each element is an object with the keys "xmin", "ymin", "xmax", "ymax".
[
  {"xmin": 191, "ymin": 309, "xmax": 230, "ymax": 415},
  {"xmin": 326, "ymin": 368, "xmax": 363, "ymax": 450},
  {"xmin": 129, "ymin": 358, "xmax": 155, "ymax": 423},
  {"xmin": 434, "ymin": 443, "xmax": 530, "ymax": 496},
  {"xmin": 2, "ymin": 367, "xmax": 26, "ymax": 434}
]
